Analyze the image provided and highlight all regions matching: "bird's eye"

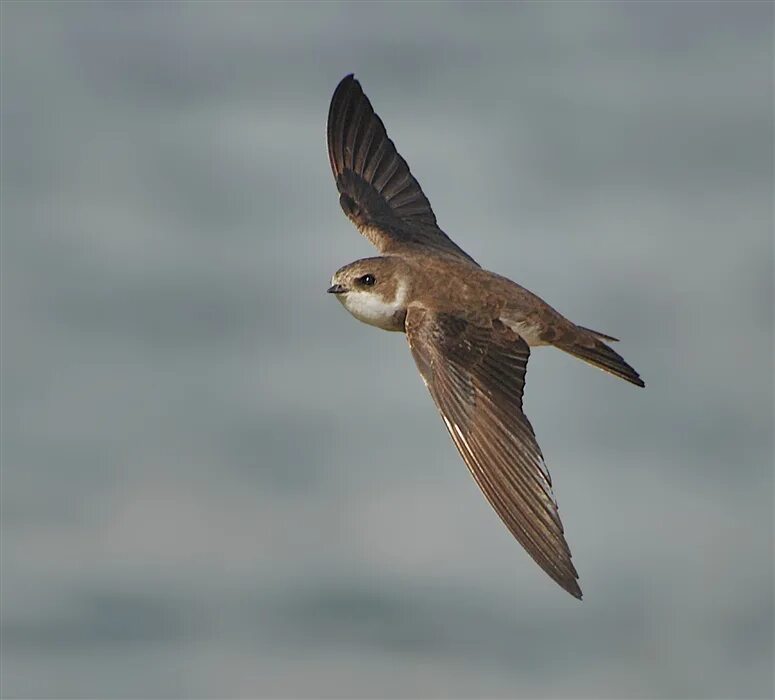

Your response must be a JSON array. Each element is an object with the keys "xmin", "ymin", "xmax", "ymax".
[{"xmin": 359, "ymin": 274, "xmax": 376, "ymax": 286}]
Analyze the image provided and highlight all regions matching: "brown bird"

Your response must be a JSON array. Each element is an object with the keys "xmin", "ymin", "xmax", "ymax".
[{"xmin": 326, "ymin": 74, "xmax": 644, "ymax": 599}]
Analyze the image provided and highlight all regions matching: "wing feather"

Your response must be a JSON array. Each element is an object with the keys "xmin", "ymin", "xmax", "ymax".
[
  {"xmin": 405, "ymin": 307, "xmax": 582, "ymax": 599},
  {"xmin": 327, "ymin": 75, "xmax": 477, "ymax": 263}
]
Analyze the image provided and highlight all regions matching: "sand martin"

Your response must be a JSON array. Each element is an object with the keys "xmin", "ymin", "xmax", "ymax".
[{"xmin": 326, "ymin": 74, "xmax": 644, "ymax": 599}]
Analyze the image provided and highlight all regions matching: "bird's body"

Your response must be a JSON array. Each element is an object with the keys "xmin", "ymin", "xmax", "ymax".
[
  {"xmin": 333, "ymin": 252, "xmax": 564, "ymax": 340},
  {"xmin": 326, "ymin": 75, "xmax": 644, "ymax": 599}
]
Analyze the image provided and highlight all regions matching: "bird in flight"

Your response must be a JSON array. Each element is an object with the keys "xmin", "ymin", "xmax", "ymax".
[{"xmin": 326, "ymin": 74, "xmax": 644, "ymax": 599}]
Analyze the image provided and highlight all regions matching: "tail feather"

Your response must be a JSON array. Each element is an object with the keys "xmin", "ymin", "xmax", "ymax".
[
  {"xmin": 576, "ymin": 325, "xmax": 619, "ymax": 343},
  {"xmin": 560, "ymin": 338, "xmax": 645, "ymax": 387}
]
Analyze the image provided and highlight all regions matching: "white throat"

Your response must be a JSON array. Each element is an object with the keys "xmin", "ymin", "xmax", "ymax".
[{"xmin": 339, "ymin": 281, "xmax": 407, "ymax": 331}]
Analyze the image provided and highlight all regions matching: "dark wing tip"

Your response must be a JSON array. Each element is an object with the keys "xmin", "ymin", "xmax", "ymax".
[
  {"xmin": 330, "ymin": 74, "xmax": 357, "ymax": 109},
  {"xmin": 546, "ymin": 556, "xmax": 583, "ymax": 600},
  {"xmin": 327, "ymin": 73, "xmax": 372, "ymax": 189},
  {"xmin": 328, "ymin": 73, "xmax": 360, "ymax": 126},
  {"xmin": 566, "ymin": 578, "xmax": 583, "ymax": 600}
]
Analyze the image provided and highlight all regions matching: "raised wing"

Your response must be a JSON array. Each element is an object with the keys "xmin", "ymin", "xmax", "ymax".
[
  {"xmin": 405, "ymin": 305, "xmax": 582, "ymax": 599},
  {"xmin": 327, "ymin": 74, "xmax": 476, "ymax": 263}
]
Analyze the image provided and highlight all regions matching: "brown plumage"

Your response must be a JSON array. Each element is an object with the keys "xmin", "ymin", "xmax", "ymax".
[
  {"xmin": 327, "ymin": 74, "xmax": 476, "ymax": 263},
  {"xmin": 406, "ymin": 308, "xmax": 581, "ymax": 598},
  {"xmin": 326, "ymin": 74, "xmax": 644, "ymax": 599}
]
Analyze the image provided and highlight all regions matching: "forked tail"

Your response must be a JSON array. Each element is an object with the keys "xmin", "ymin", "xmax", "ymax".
[{"xmin": 559, "ymin": 334, "xmax": 645, "ymax": 387}]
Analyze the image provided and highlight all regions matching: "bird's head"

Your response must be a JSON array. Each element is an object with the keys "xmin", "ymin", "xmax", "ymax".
[{"xmin": 327, "ymin": 256, "xmax": 409, "ymax": 331}]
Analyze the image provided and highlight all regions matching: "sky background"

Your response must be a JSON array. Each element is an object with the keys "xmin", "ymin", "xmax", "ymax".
[{"xmin": 1, "ymin": 2, "xmax": 773, "ymax": 698}]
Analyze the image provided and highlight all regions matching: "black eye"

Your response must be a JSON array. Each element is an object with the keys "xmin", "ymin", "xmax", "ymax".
[{"xmin": 359, "ymin": 274, "xmax": 376, "ymax": 286}]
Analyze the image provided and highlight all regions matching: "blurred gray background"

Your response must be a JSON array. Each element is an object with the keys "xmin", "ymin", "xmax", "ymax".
[{"xmin": 1, "ymin": 2, "xmax": 772, "ymax": 698}]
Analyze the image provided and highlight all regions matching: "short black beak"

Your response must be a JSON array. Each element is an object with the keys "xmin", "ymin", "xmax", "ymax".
[{"xmin": 327, "ymin": 283, "xmax": 347, "ymax": 294}]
